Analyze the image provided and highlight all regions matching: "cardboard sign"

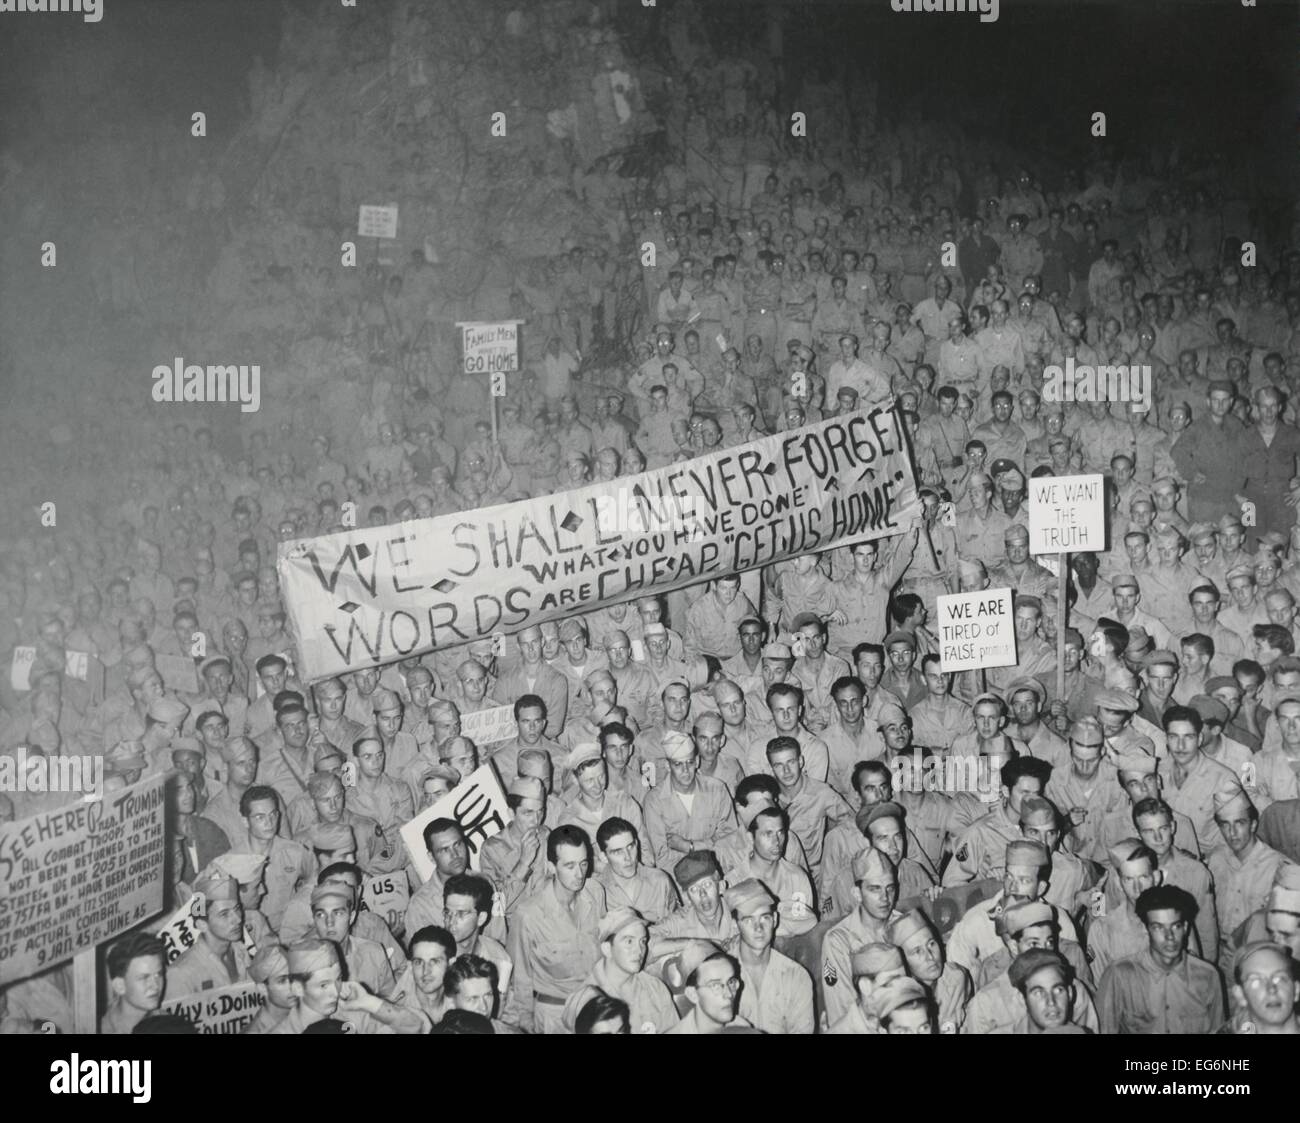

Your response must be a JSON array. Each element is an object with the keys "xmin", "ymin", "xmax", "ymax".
[
  {"xmin": 460, "ymin": 321, "xmax": 520, "ymax": 375},
  {"xmin": 0, "ymin": 774, "xmax": 167, "ymax": 984},
  {"xmin": 360, "ymin": 872, "xmax": 410, "ymax": 925},
  {"xmin": 460, "ymin": 704, "xmax": 517, "ymax": 747},
  {"xmin": 155, "ymin": 653, "xmax": 200, "ymax": 695},
  {"xmin": 158, "ymin": 895, "xmax": 202, "ymax": 964},
  {"xmin": 1027, "ymin": 473, "xmax": 1106, "ymax": 554},
  {"xmin": 158, "ymin": 981, "xmax": 265, "ymax": 1035},
  {"xmin": 358, "ymin": 204, "xmax": 398, "ymax": 240},
  {"xmin": 280, "ymin": 407, "xmax": 922, "ymax": 681},
  {"xmin": 936, "ymin": 588, "xmax": 1017, "ymax": 673},
  {"xmin": 9, "ymin": 647, "xmax": 35, "ymax": 691},
  {"xmin": 399, "ymin": 763, "xmax": 512, "ymax": 883}
]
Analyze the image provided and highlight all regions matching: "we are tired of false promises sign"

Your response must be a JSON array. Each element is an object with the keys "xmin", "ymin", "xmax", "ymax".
[
  {"xmin": 0, "ymin": 774, "xmax": 167, "ymax": 984},
  {"xmin": 278, "ymin": 406, "xmax": 921, "ymax": 681},
  {"xmin": 936, "ymin": 588, "xmax": 1017, "ymax": 673},
  {"xmin": 1027, "ymin": 473, "xmax": 1106, "ymax": 554}
]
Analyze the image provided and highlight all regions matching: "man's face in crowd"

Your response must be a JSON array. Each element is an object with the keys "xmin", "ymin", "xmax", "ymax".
[
  {"xmin": 691, "ymin": 956, "xmax": 740, "ymax": 1024},
  {"xmin": 411, "ymin": 940, "xmax": 450, "ymax": 995},
  {"xmin": 603, "ymin": 733, "xmax": 634, "ymax": 772},
  {"xmin": 245, "ymin": 798, "xmax": 279, "ymax": 843},
  {"xmin": 115, "ymin": 954, "xmax": 165, "ymax": 1014},
  {"xmin": 770, "ymin": 692, "xmax": 801, "ymax": 733},
  {"xmin": 1023, "ymin": 965, "xmax": 1072, "ymax": 1030},
  {"xmin": 857, "ymin": 651, "xmax": 885, "ymax": 689},
  {"xmin": 429, "ymin": 828, "xmax": 469, "ymax": 878},
  {"xmin": 608, "ymin": 922, "xmax": 650, "ymax": 975},
  {"xmin": 443, "ymin": 893, "xmax": 484, "ymax": 945},
  {"xmin": 517, "ymin": 705, "xmax": 546, "ymax": 744},
  {"xmin": 867, "ymin": 815, "xmax": 906, "ymax": 869},
  {"xmin": 1145, "ymin": 908, "xmax": 1189, "ymax": 965},
  {"xmin": 751, "ymin": 811, "xmax": 786, "ymax": 862},
  {"xmin": 552, "ymin": 841, "xmax": 590, "ymax": 892},
  {"xmin": 858, "ymin": 863, "xmax": 899, "ymax": 921},
  {"xmin": 452, "ymin": 976, "xmax": 495, "ymax": 1018},
  {"xmin": 604, "ymin": 830, "xmax": 640, "ymax": 879}
]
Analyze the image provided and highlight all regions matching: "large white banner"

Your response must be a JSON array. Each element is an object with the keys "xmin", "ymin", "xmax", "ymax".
[{"xmin": 278, "ymin": 406, "xmax": 921, "ymax": 682}]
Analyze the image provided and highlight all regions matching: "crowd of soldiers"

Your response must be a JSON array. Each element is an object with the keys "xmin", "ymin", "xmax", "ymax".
[{"xmin": 4, "ymin": 5, "xmax": 1300, "ymax": 1038}]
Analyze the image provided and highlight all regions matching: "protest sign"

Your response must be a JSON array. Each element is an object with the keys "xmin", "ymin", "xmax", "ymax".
[
  {"xmin": 399, "ymin": 763, "xmax": 512, "ymax": 883},
  {"xmin": 155, "ymin": 653, "xmax": 200, "ymax": 694},
  {"xmin": 158, "ymin": 895, "xmax": 202, "ymax": 964},
  {"xmin": 358, "ymin": 204, "xmax": 398, "ymax": 239},
  {"xmin": 9, "ymin": 647, "xmax": 35, "ymax": 691},
  {"xmin": 0, "ymin": 774, "xmax": 167, "ymax": 984},
  {"xmin": 279, "ymin": 407, "xmax": 921, "ymax": 681},
  {"xmin": 1027, "ymin": 473, "xmax": 1106, "ymax": 554},
  {"xmin": 460, "ymin": 704, "xmax": 517, "ymax": 747},
  {"xmin": 460, "ymin": 321, "xmax": 520, "ymax": 375},
  {"xmin": 936, "ymin": 588, "xmax": 1017, "ymax": 673},
  {"xmin": 360, "ymin": 872, "xmax": 410, "ymax": 927},
  {"xmin": 158, "ymin": 982, "xmax": 265, "ymax": 1035}
]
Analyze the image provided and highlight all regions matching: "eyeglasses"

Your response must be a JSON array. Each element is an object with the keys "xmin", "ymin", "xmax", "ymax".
[
  {"xmin": 1243, "ymin": 972, "xmax": 1292, "ymax": 991},
  {"xmin": 696, "ymin": 977, "xmax": 740, "ymax": 994}
]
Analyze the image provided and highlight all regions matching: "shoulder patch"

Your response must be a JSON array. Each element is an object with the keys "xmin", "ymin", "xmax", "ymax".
[{"xmin": 823, "ymin": 962, "xmax": 838, "ymax": 987}]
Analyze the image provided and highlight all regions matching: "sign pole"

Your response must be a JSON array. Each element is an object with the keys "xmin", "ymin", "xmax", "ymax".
[
  {"xmin": 72, "ymin": 947, "xmax": 97, "ymax": 1034},
  {"xmin": 1056, "ymin": 553, "xmax": 1069, "ymax": 703}
]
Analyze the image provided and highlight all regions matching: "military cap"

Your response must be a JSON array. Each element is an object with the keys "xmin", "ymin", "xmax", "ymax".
[
  {"xmin": 286, "ymin": 939, "xmax": 338, "ymax": 976},
  {"xmin": 1000, "ymin": 899, "xmax": 1055, "ymax": 937},
  {"xmin": 865, "ymin": 976, "xmax": 928, "ymax": 1022},
  {"xmin": 790, "ymin": 612, "xmax": 822, "ymax": 632},
  {"xmin": 192, "ymin": 870, "xmax": 240, "ymax": 905},
  {"xmin": 1008, "ymin": 947, "xmax": 1069, "ymax": 991},
  {"xmin": 1108, "ymin": 838, "xmax": 1154, "ymax": 874},
  {"xmin": 1189, "ymin": 695, "xmax": 1229, "ymax": 726},
  {"xmin": 852, "ymin": 846, "xmax": 896, "ymax": 882},
  {"xmin": 876, "ymin": 701, "xmax": 909, "ymax": 727},
  {"xmin": 850, "ymin": 943, "xmax": 905, "ymax": 981},
  {"xmin": 370, "ymin": 687, "xmax": 402, "ymax": 713},
  {"xmin": 308, "ymin": 821, "xmax": 356, "ymax": 852},
  {"xmin": 311, "ymin": 882, "xmax": 355, "ymax": 910},
  {"xmin": 147, "ymin": 696, "xmax": 190, "ymax": 724},
  {"xmin": 558, "ymin": 618, "xmax": 587, "ymax": 641},
  {"xmin": 861, "ymin": 801, "xmax": 906, "ymax": 832},
  {"xmin": 761, "ymin": 642, "xmax": 793, "ymax": 660},
  {"xmin": 1114, "ymin": 752, "xmax": 1158, "ymax": 777},
  {"xmin": 170, "ymin": 736, "xmax": 206, "ymax": 760},
  {"xmin": 566, "ymin": 742, "xmax": 605, "ymax": 772},
  {"xmin": 306, "ymin": 770, "xmax": 344, "ymax": 798},
  {"xmin": 1143, "ymin": 649, "xmax": 1179, "ymax": 669},
  {"xmin": 674, "ymin": 850, "xmax": 722, "ymax": 890},
  {"xmin": 198, "ymin": 654, "xmax": 233, "ymax": 677},
  {"xmin": 1225, "ymin": 563, "xmax": 1256, "ymax": 584},
  {"xmin": 1186, "ymin": 522, "xmax": 1217, "ymax": 544},
  {"xmin": 883, "ymin": 629, "xmax": 916, "ymax": 650},
  {"xmin": 1005, "ymin": 839, "xmax": 1050, "ymax": 870},
  {"xmin": 1217, "ymin": 513, "xmax": 1244, "ymax": 533},
  {"xmin": 723, "ymin": 878, "xmax": 776, "ymax": 917},
  {"xmin": 249, "ymin": 943, "xmax": 289, "ymax": 983},
  {"xmin": 660, "ymin": 732, "xmax": 697, "ymax": 762},
  {"xmin": 598, "ymin": 907, "xmax": 647, "ymax": 943},
  {"xmin": 1205, "ymin": 675, "xmax": 1241, "ymax": 695},
  {"xmin": 1094, "ymin": 688, "xmax": 1139, "ymax": 714},
  {"xmin": 507, "ymin": 776, "xmax": 546, "ymax": 802},
  {"xmin": 209, "ymin": 852, "xmax": 267, "ymax": 886},
  {"xmin": 1213, "ymin": 788, "xmax": 1254, "ymax": 816},
  {"xmin": 1110, "ymin": 573, "xmax": 1140, "ymax": 591},
  {"xmin": 1007, "ymin": 677, "xmax": 1046, "ymax": 705},
  {"xmin": 887, "ymin": 910, "xmax": 934, "ymax": 948},
  {"xmin": 105, "ymin": 740, "xmax": 147, "ymax": 774},
  {"xmin": 1068, "ymin": 717, "xmax": 1105, "ymax": 746}
]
